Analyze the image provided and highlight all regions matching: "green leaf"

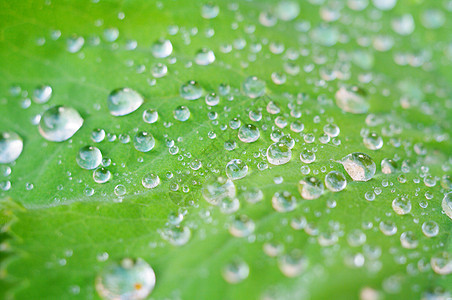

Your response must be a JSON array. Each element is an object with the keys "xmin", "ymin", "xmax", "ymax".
[{"xmin": 1, "ymin": 0, "xmax": 451, "ymax": 299}]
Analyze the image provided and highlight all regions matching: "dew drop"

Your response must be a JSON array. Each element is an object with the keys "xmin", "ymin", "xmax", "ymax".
[
  {"xmin": 272, "ymin": 191, "xmax": 297, "ymax": 212},
  {"xmin": 338, "ymin": 152, "xmax": 376, "ymax": 182},
  {"xmin": 335, "ymin": 86, "xmax": 369, "ymax": 114},
  {"xmin": 442, "ymin": 192, "xmax": 452, "ymax": 220},
  {"xmin": 392, "ymin": 196, "xmax": 411, "ymax": 215},
  {"xmin": 33, "ymin": 85, "xmax": 52, "ymax": 104},
  {"xmin": 107, "ymin": 88, "xmax": 144, "ymax": 116},
  {"xmin": 202, "ymin": 177, "xmax": 236, "ymax": 205},
  {"xmin": 222, "ymin": 259, "xmax": 249, "ymax": 284},
  {"xmin": 151, "ymin": 39, "xmax": 173, "ymax": 58},
  {"xmin": 173, "ymin": 106, "xmax": 191, "ymax": 121},
  {"xmin": 0, "ymin": 132, "xmax": 23, "ymax": 163},
  {"xmin": 143, "ymin": 109, "xmax": 158, "ymax": 124},
  {"xmin": 180, "ymin": 81, "xmax": 203, "ymax": 100},
  {"xmin": 76, "ymin": 146, "xmax": 102, "ymax": 170},
  {"xmin": 298, "ymin": 176, "xmax": 324, "ymax": 200},
  {"xmin": 225, "ymin": 159, "xmax": 248, "ymax": 180},
  {"xmin": 93, "ymin": 167, "xmax": 111, "ymax": 184},
  {"xmin": 142, "ymin": 173, "xmax": 160, "ymax": 189},
  {"xmin": 267, "ymin": 143, "xmax": 291, "ymax": 165},
  {"xmin": 38, "ymin": 106, "xmax": 83, "ymax": 142},
  {"xmin": 95, "ymin": 258, "xmax": 155, "ymax": 300},
  {"xmin": 238, "ymin": 124, "xmax": 260, "ymax": 143},
  {"xmin": 195, "ymin": 48, "xmax": 215, "ymax": 65},
  {"xmin": 325, "ymin": 171, "xmax": 347, "ymax": 192},
  {"xmin": 242, "ymin": 76, "xmax": 265, "ymax": 98},
  {"xmin": 133, "ymin": 131, "xmax": 155, "ymax": 152}
]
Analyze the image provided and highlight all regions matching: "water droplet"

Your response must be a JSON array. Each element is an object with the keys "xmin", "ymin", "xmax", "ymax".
[
  {"xmin": 160, "ymin": 226, "xmax": 191, "ymax": 246},
  {"xmin": 201, "ymin": 3, "xmax": 220, "ymax": 19},
  {"xmin": 0, "ymin": 132, "xmax": 23, "ymax": 163},
  {"xmin": 180, "ymin": 81, "xmax": 203, "ymax": 100},
  {"xmin": 275, "ymin": 1, "xmax": 300, "ymax": 21},
  {"xmin": 298, "ymin": 177, "xmax": 324, "ymax": 200},
  {"xmin": 92, "ymin": 129, "xmax": 106, "ymax": 143},
  {"xmin": 107, "ymin": 88, "xmax": 144, "ymax": 116},
  {"xmin": 151, "ymin": 38, "xmax": 173, "ymax": 58},
  {"xmin": 325, "ymin": 171, "xmax": 347, "ymax": 192},
  {"xmin": 225, "ymin": 159, "xmax": 248, "ymax": 180},
  {"xmin": 205, "ymin": 93, "xmax": 219, "ymax": 106},
  {"xmin": 93, "ymin": 167, "xmax": 111, "ymax": 183},
  {"xmin": 229, "ymin": 214, "xmax": 255, "ymax": 237},
  {"xmin": 422, "ymin": 220, "xmax": 439, "ymax": 238},
  {"xmin": 267, "ymin": 143, "xmax": 291, "ymax": 165},
  {"xmin": 173, "ymin": 106, "xmax": 191, "ymax": 121},
  {"xmin": 222, "ymin": 259, "xmax": 249, "ymax": 284},
  {"xmin": 400, "ymin": 231, "xmax": 418, "ymax": 249},
  {"xmin": 142, "ymin": 173, "xmax": 160, "ymax": 189},
  {"xmin": 238, "ymin": 124, "xmax": 260, "ymax": 143},
  {"xmin": 363, "ymin": 132, "xmax": 383, "ymax": 150},
  {"xmin": 66, "ymin": 35, "xmax": 84, "ymax": 53},
  {"xmin": 272, "ymin": 191, "xmax": 297, "ymax": 212},
  {"xmin": 33, "ymin": 85, "xmax": 52, "ymax": 103},
  {"xmin": 142, "ymin": 109, "xmax": 158, "ymax": 124},
  {"xmin": 299, "ymin": 149, "xmax": 316, "ymax": 164},
  {"xmin": 442, "ymin": 192, "xmax": 452, "ymax": 220},
  {"xmin": 242, "ymin": 76, "xmax": 265, "ymax": 98},
  {"xmin": 133, "ymin": 131, "xmax": 155, "ymax": 152},
  {"xmin": 202, "ymin": 177, "xmax": 236, "ymax": 205},
  {"xmin": 392, "ymin": 196, "xmax": 411, "ymax": 215},
  {"xmin": 95, "ymin": 258, "xmax": 155, "ymax": 300},
  {"xmin": 431, "ymin": 251, "xmax": 452, "ymax": 275},
  {"xmin": 379, "ymin": 220, "xmax": 397, "ymax": 236},
  {"xmin": 195, "ymin": 48, "xmax": 215, "ymax": 65},
  {"xmin": 76, "ymin": 146, "xmax": 102, "ymax": 170},
  {"xmin": 338, "ymin": 152, "xmax": 376, "ymax": 181},
  {"xmin": 381, "ymin": 158, "xmax": 397, "ymax": 174},
  {"xmin": 278, "ymin": 250, "xmax": 307, "ymax": 277},
  {"xmin": 323, "ymin": 123, "xmax": 340, "ymax": 137},
  {"xmin": 335, "ymin": 86, "xmax": 369, "ymax": 114},
  {"xmin": 39, "ymin": 106, "xmax": 83, "ymax": 142}
]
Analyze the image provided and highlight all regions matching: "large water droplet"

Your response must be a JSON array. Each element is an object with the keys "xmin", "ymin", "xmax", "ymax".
[
  {"xmin": 238, "ymin": 124, "xmax": 260, "ymax": 143},
  {"xmin": 76, "ymin": 146, "xmax": 102, "ymax": 170},
  {"xmin": 173, "ymin": 106, "xmax": 191, "ymax": 121},
  {"xmin": 225, "ymin": 159, "xmax": 248, "ymax": 180},
  {"xmin": 151, "ymin": 39, "xmax": 173, "ymax": 58},
  {"xmin": 0, "ymin": 132, "xmax": 23, "ymax": 164},
  {"xmin": 33, "ymin": 85, "xmax": 52, "ymax": 104},
  {"xmin": 325, "ymin": 171, "xmax": 347, "ymax": 192},
  {"xmin": 201, "ymin": 3, "xmax": 220, "ymax": 19},
  {"xmin": 195, "ymin": 48, "xmax": 215, "ymax": 65},
  {"xmin": 229, "ymin": 214, "xmax": 255, "ymax": 237},
  {"xmin": 202, "ymin": 177, "xmax": 236, "ymax": 205},
  {"xmin": 298, "ymin": 176, "xmax": 324, "ymax": 199},
  {"xmin": 133, "ymin": 131, "xmax": 155, "ymax": 152},
  {"xmin": 95, "ymin": 258, "xmax": 156, "ymax": 300},
  {"xmin": 242, "ymin": 76, "xmax": 265, "ymax": 98},
  {"xmin": 335, "ymin": 86, "xmax": 369, "ymax": 114},
  {"xmin": 180, "ymin": 81, "xmax": 203, "ymax": 100},
  {"xmin": 338, "ymin": 152, "xmax": 376, "ymax": 181},
  {"xmin": 267, "ymin": 143, "xmax": 291, "ymax": 165},
  {"xmin": 107, "ymin": 88, "xmax": 144, "ymax": 116},
  {"xmin": 222, "ymin": 259, "xmax": 249, "ymax": 284},
  {"xmin": 431, "ymin": 252, "xmax": 452, "ymax": 275},
  {"xmin": 142, "ymin": 173, "xmax": 160, "ymax": 189},
  {"xmin": 39, "ymin": 105, "xmax": 84, "ymax": 142},
  {"xmin": 442, "ymin": 192, "xmax": 452, "ymax": 220},
  {"xmin": 93, "ymin": 167, "xmax": 111, "ymax": 183},
  {"xmin": 272, "ymin": 191, "xmax": 297, "ymax": 212},
  {"xmin": 392, "ymin": 196, "xmax": 411, "ymax": 215}
]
